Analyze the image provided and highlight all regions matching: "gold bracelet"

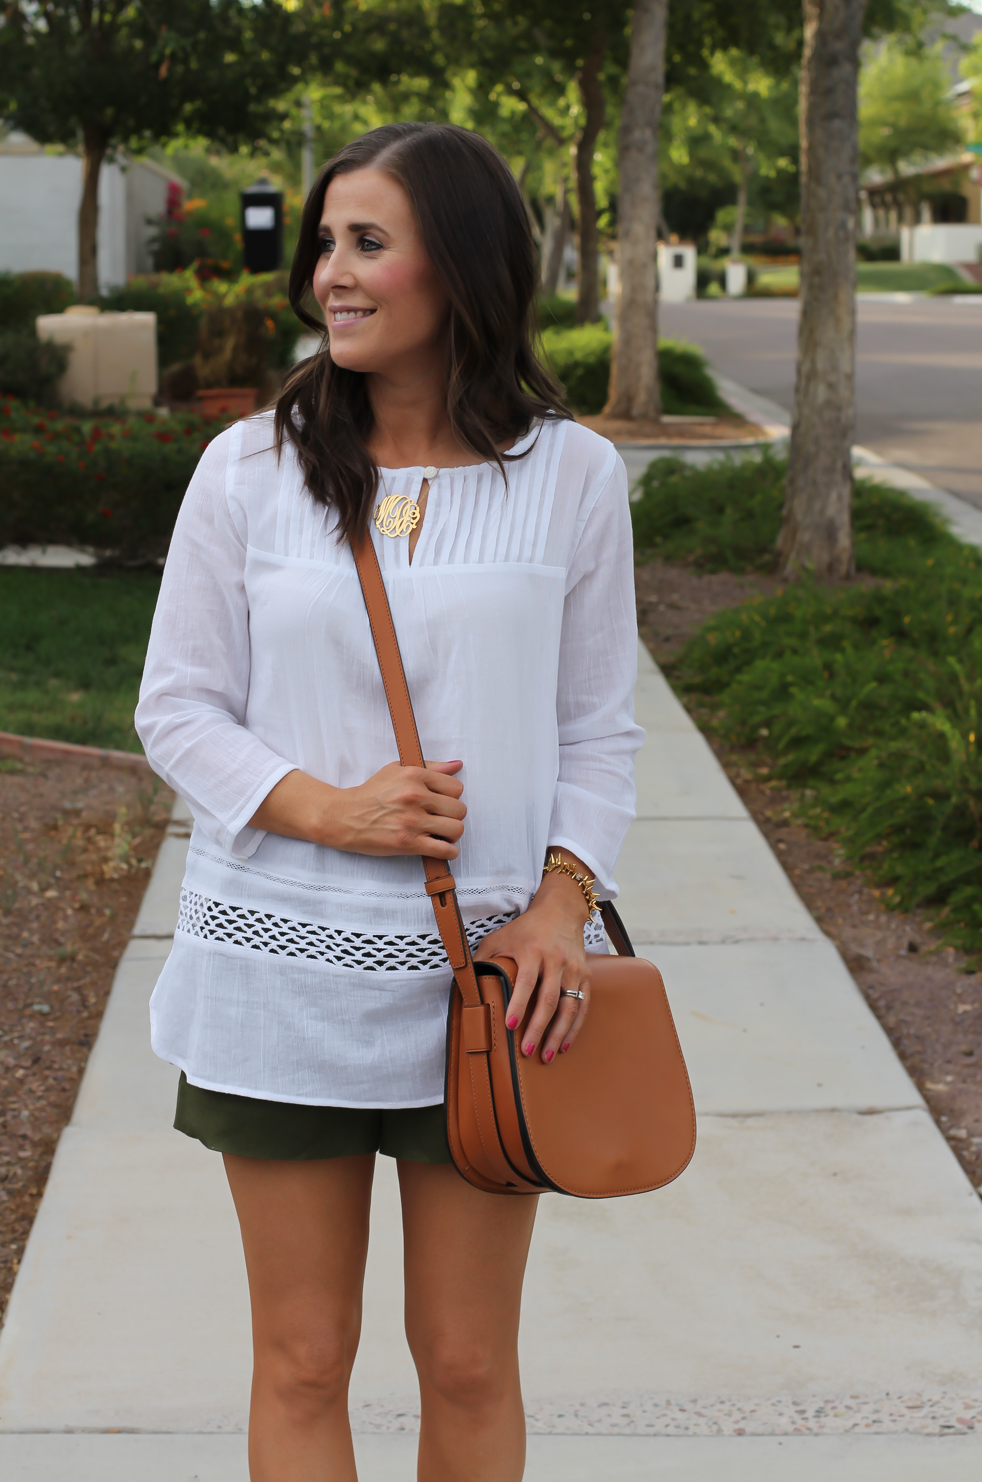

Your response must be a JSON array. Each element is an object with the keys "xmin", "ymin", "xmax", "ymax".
[{"xmin": 542, "ymin": 851, "xmax": 600, "ymax": 917}]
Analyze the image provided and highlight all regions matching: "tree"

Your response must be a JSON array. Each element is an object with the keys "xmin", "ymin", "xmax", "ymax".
[
  {"xmin": 778, "ymin": 0, "xmax": 866, "ymax": 581},
  {"xmin": 860, "ymin": 37, "xmax": 963, "ymax": 206},
  {"xmin": 660, "ymin": 51, "xmax": 798, "ymax": 256},
  {"xmin": 777, "ymin": 0, "xmax": 951, "ymax": 579},
  {"xmin": 605, "ymin": 0, "xmax": 667, "ymax": 420},
  {"xmin": 0, "ymin": 2, "xmax": 312, "ymax": 299},
  {"xmin": 436, "ymin": 1, "xmax": 629, "ymax": 324}
]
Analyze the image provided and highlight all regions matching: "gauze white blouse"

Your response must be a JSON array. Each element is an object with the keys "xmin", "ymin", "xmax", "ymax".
[{"xmin": 135, "ymin": 412, "xmax": 643, "ymax": 1107}]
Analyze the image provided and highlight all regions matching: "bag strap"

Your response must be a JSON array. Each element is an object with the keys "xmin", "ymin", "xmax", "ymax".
[
  {"xmin": 351, "ymin": 535, "xmax": 483, "ymax": 1008},
  {"xmin": 350, "ymin": 533, "xmax": 630, "ymax": 991}
]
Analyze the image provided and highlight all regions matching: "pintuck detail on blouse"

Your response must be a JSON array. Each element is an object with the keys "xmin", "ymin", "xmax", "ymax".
[{"xmin": 135, "ymin": 412, "xmax": 644, "ymax": 1109}]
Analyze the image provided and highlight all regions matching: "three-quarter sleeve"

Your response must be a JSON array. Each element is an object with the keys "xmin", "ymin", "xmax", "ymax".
[
  {"xmin": 547, "ymin": 452, "xmax": 644, "ymax": 895},
  {"xmin": 135, "ymin": 429, "xmax": 296, "ymax": 857}
]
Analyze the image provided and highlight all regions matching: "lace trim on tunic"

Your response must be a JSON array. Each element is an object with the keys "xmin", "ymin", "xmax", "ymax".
[{"xmin": 177, "ymin": 889, "xmax": 609, "ymax": 970}]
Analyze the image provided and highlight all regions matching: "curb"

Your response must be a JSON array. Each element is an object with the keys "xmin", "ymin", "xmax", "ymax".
[{"xmin": 0, "ymin": 730, "xmax": 151, "ymax": 772}]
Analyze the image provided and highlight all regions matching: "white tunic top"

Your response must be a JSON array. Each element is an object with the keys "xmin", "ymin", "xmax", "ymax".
[{"xmin": 135, "ymin": 412, "xmax": 643, "ymax": 1107}]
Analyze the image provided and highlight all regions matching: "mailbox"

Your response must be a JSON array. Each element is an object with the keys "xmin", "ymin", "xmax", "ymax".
[{"xmin": 241, "ymin": 178, "xmax": 283, "ymax": 273}]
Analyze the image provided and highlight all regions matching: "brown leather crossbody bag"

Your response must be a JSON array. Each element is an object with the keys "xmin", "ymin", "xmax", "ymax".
[{"xmin": 352, "ymin": 535, "xmax": 696, "ymax": 1198}]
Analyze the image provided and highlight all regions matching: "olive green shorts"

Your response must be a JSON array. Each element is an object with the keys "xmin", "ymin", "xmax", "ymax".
[{"xmin": 174, "ymin": 1072, "xmax": 451, "ymax": 1163}]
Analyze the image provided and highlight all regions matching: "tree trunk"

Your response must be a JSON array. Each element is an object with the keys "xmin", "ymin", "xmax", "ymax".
[
  {"xmin": 729, "ymin": 147, "xmax": 750, "ymax": 258},
  {"xmin": 575, "ymin": 32, "xmax": 606, "ymax": 325},
  {"xmin": 542, "ymin": 177, "xmax": 572, "ymax": 294},
  {"xmin": 778, "ymin": 0, "xmax": 865, "ymax": 581},
  {"xmin": 605, "ymin": 0, "xmax": 667, "ymax": 420},
  {"xmin": 78, "ymin": 129, "xmax": 106, "ymax": 301}
]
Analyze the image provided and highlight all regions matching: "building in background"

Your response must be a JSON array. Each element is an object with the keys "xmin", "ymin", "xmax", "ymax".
[{"xmin": 0, "ymin": 132, "xmax": 185, "ymax": 291}]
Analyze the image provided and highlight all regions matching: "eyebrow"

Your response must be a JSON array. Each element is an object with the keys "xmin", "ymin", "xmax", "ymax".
[{"xmin": 317, "ymin": 219, "xmax": 388, "ymax": 235}]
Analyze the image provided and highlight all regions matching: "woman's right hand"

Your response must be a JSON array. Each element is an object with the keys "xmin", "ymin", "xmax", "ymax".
[{"xmin": 249, "ymin": 761, "xmax": 465, "ymax": 858}]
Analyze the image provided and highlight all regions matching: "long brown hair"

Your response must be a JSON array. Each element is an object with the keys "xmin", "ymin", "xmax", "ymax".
[{"xmin": 274, "ymin": 122, "xmax": 570, "ymax": 541}]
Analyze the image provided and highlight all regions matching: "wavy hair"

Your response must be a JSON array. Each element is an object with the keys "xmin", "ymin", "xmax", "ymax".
[{"xmin": 273, "ymin": 122, "xmax": 570, "ymax": 541}]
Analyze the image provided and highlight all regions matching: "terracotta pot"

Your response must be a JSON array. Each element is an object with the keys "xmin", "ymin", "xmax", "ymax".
[{"xmin": 196, "ymin": 387, "xmax": 259, "ymax": 420}]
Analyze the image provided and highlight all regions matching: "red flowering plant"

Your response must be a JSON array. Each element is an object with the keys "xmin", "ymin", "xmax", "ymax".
[
  {"xmin": 147, "ymin": 190, "xmax": 242, "ymax": 281},
  {"xmin": 0, "ymin": 395, "xmax": 220, "ymax": 563}
]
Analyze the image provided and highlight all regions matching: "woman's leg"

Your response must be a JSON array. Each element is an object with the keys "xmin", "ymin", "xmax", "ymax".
[
  {"xmin": 399, "ymin": 1162, "xmax": 538, "ymax": 1482},
  {"xmin": 224, "ymin": 1152, "xmax": 376, "ymax": 1482}
]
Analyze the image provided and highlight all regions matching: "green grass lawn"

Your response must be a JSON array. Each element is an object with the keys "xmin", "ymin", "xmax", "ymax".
[
  {"xmin": 0, "ymin": 568, "xmax": 160, "ymax": 751},
  {"xmin": 752, "ymin": 261, "xmax": 963, "ymax": 295}
]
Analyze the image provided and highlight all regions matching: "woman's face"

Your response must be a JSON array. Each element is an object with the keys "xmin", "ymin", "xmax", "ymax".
[{"xmin": 312, "ymin": 168, "xmax": 450, "ymax": 377}]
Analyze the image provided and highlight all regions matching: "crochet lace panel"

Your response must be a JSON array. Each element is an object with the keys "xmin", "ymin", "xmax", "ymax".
[{"xmin": 178, "ymin": 890, "xmax": 609, "ymax": 971}]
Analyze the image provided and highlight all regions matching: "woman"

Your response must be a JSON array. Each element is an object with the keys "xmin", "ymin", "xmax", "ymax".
[{"xmin": 136, "ymin": 122, "xmax": 642, "ymax": 1482}]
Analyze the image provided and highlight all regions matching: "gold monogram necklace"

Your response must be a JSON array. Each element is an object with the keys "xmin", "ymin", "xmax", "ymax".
[{"xmin": 373, "ymin": 465, "xmax": 438, "ymax": 539}]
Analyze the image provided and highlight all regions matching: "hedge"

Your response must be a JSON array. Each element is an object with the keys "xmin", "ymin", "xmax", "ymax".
[
  {"xmin": 638, "ymin": 448, "xmax": 982, "ymax": 959},
  {"xmin": 0, "ymin": 394, "xmax": 218, "ymax": 563},
  {"xmin": 541, "ymin": 326, "xmax": 728, "ymax": 416},
  {"xmin": 0, "ymin": 271, "xmax": 75, "ymax": 330}
]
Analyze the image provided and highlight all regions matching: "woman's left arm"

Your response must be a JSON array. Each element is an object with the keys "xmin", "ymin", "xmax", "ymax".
[{"xmin": 477, "ymin": 451, "xmax": 645, "ymax": 1062}]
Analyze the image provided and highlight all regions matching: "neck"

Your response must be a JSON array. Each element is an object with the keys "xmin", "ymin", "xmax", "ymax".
[{"xmin": 364, "ymin": 345, "xmax": 465, "ymax": 468}]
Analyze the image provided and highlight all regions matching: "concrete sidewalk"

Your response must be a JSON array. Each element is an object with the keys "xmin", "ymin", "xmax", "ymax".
[{"xmin": 2, "ymin": 645, "xmax": 982, "ymax": 1479}]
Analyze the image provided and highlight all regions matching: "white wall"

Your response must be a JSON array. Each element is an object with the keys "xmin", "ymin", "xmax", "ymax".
[
  {"xmin": 900, "ymin": 222, "xmax": 982, "ymax": 264},
  {"xmin": 0, "ymin": 141, "xmax": 183, "ymax": 290}
]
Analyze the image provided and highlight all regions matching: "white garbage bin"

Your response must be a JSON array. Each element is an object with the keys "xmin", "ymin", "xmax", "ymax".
[
  {"xmin": 725, "ymin": 259, "xmax": 748, "ymax": 297},
  {"xmin": 657, "ymin": 242, "xmax": 697, "ymax": 303},
  {"xmin": 35, "ymin": 306, "xmax": 158, "ymax": 410}
]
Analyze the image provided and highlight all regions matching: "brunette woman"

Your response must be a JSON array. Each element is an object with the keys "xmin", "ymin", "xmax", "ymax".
[{"xmin": 136, "ymin": 122, "xmax": 642, "ymax": 1482}]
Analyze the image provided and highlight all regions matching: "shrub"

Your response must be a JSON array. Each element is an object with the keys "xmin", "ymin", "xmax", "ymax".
[
  {"xmin": 697, "ymin": 258, "xmax": 724, "ymax": 295},
  {"xmin": 196, "ymin": 302, "xmax": 272, "ymax": 388},
  {"xmin": 639, "ymin": 446, "xmax": 982, "ymax": 956},
  {"xmin": 856, "ymin": 237, "xmax": 901, "ymax": 262},
  {"xmin": 541, "ymin": 328, "xmax": 727, "ymax": 416},
  {"xmin": 632, "ymin": 447, "xmax": 952, "ymax": 575},
  {"xmin": 0, "ymin": 271, "xmax": 75, "ymax": 331},
  {"xmin": 97, "ymin": 269, "xmax": 302, "ymax": 375},
  {"xmin": 0, "ymin": 332, "xmax": 71, "ymax": 406},
  {"xmin": 0, "ymin": 393, "xmax": 218, "ymax": 563},
  {"xmin": 537, "ymin": 294, "xmax": 578, "ymax": 330},
  {"xmin": 658, "ymin": 340, "xmax": 728, "ymax": 414},
  {"xmin": 541, "ymin": 323, "xmax": 611, "ymax": 413}
]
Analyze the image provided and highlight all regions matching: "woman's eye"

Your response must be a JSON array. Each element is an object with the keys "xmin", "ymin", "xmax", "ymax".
[
  {"xmin": 360, "ymin": 237, "xmax": 383, "ymax": 253},
  {"xmin": 317, "ymin": 236, "xmax": 334, "ymax": 255}
]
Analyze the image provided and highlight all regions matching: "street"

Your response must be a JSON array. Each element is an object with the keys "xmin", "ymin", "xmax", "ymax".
[{"xmin": 660, "ymin": 297, "xmax": 982, "ymax": 507}]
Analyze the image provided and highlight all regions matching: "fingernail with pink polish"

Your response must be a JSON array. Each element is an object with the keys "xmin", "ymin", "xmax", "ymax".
[
  {"xmin": 506, "ymin": 1014, "xmax": 519, "ymax": 1030},
  {"xmin": 562, "ymin": 1042, "xmax": 571, "ymax": 1054},
  {"xmin": 524, "ymin": 1041, "xmax": 536, "ymax": 1055},
  {"xmin": 544, "ymin": 1049, "xmax": 554, "ymax": 1063}
]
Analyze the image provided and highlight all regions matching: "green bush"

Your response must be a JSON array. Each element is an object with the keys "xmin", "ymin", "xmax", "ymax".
[
  {"xmin": 697, "ymin": 258, "xmax": 724, "ymax": 295},
  {"xmin": 0, "ymin": 331, "xmax": 71, "ymax": 405},
  {"xmin": 0, "ymin": 393, "xmax": 218, "ymax": 563},
  {"xmin": 631, "ymin": 448, "xmax": 950, "ymax": 575},
  {"xmin": 640, "ymin": 447, "xmax": 982, "ymax": 956},
  {"xmin": 97, "ymin": 269, "xmax": 302, "ymax": 375},
  {"xmin": 541, "ymin": 328, "xmax": 726, "ymax": 416},
  {"xmin": 537, "ymin": 294, "xmax": 578, "ymax": 330},
  {"xmin": 856, "ymin": 238, "xmax": 901, "ymax": 262},
  {"xmin": 541, "ymin": 324, "xmax": 611, "ymax": 413},
  {"xmin": 658, "ymin": 340, "xmax": 728, "ymax": 415},
  {"xmin": 0, "ymin": 271, "xmax": 75, "ymax": 330}
]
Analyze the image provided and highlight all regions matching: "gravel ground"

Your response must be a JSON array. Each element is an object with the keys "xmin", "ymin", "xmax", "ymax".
[{"xmin": 0, "ymin": 758, "xmax": 172, "ymax": 1316}]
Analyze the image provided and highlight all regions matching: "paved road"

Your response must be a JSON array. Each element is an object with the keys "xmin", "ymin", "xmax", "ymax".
[{"xmin": 659, "ymin": 297, "xmax": 982, "ymax": 507}]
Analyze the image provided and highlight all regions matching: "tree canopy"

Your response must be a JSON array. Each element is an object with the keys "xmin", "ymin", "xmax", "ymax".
[{"xmin": 860, "ymin": 37, "xmax": 964, "ymax": 189}]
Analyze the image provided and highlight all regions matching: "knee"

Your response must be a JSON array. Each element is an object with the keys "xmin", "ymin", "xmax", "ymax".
[
  {"xmin": 412, "ymin": 1329, "xmax": 509, "ymax": 1412},
  {"xmin": 259, "ymin": 1323, "xmax": 355, "ymax": 1421}
]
